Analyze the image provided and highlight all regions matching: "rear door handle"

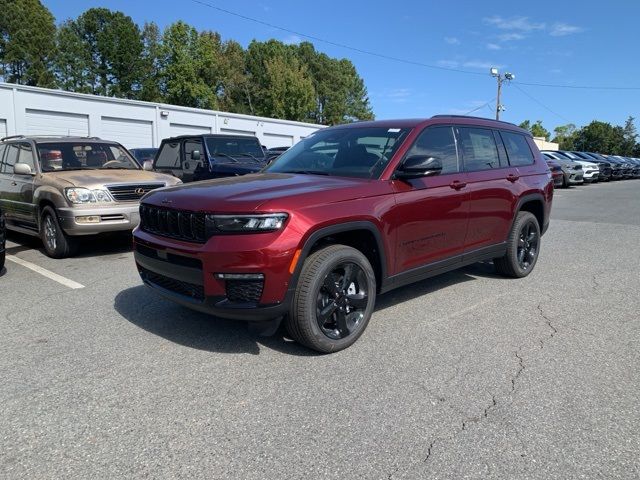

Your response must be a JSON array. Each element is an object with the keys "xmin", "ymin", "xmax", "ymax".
[
  {"xmin": 506, "ymin": 174, "xmax": 520, "ymax": 182},
  {"xmin": 449, "ymin": 180, "xmax": 467, "ymax": 190},
  {"xmin": 11, "ymin": 181, "xmax": 17, "ymax": 186}
]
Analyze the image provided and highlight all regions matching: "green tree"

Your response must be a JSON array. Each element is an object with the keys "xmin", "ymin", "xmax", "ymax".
[
  {"xmin": 574, "ymin": 121, "xmax": 626, "ymax": 154},
  {"xmin": 0, "ymin": 0, "xmax": 56, "ymax": 86},
  {"xmin": 138, "ymin": 22, "xmax": 163, "ymax": 102},
  {"xmin": 552, "ymin": 123, "xmax": 577, "ymax": 150},
  {"xmin": 519, "ymin": 120, "xmax": 550, "ymax": 140},
  {"xmin": 261, "ymin": 55, "xmax": 315, "ymax": 121},
  {"xmin": 621, "ymin": 116, "xmax": 637, "ymax": 156},
  {"xmin": 158, "ymin": 21, "xmax": 219, "ymax": 109},
  {"xmin": 55, "ymin": 8, "xmax": 144, "ymax": 97},
  {"xmin": 218, "ymin": 39, "xmax": 253, "ymax": 114}
]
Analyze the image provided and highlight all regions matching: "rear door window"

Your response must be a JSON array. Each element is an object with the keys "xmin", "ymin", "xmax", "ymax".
[
  {"xmin": 457, "ymin": 127, "xmax": 500, "ymax": 171},
  {"xmin": 500, "ymin": 131, "xmax": 535, "ymax": 166},
  {"xmin": 183, "ymin": 139, "xmax": 205, "ymax": 173},
  {"xmin": 155, "ymin": 141, "xmax": 181, "ymax": 168},
  {"xmin": 1, "ymin": 144, "xmax": 19, "ymax": 173}
]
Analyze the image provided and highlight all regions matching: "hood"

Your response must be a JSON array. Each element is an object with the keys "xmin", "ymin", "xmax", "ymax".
[
  {"xmin": 41, "ymin": 169, "xmax": 180, "ymax": 189},
  {"xmin": 142, "ymin": 173, "xmax": 385, "ymax": 213}
]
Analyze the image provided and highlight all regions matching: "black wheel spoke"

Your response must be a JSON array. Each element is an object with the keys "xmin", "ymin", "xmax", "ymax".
[
  {"xmin": 322, "ymin": 273, "xmax": 340, "ymax": 296},
  {"xmin": 336, "ymin": 309, "xmax": 349, "ymax": 337},
  {"xmin": 318, "ymin": 301, "xmax": 337, "ymax": 323},
  {"xmin": 346, "ymin": 294, "xmax": 368, "ymax": 309},
  {"xmin": 341, "ymin": 264, "xmax": 355, "ymax": 290},
  {"xmin": 518, "ymin": 248, "xmax": 526, "ymax": 264}
]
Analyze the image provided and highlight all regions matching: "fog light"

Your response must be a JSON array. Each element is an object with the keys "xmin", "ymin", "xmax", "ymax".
[
  {"xmin": 214, "ymin": 273, "xmax": 264, "ymax": 280},
  {"xmin": 76, "ymin": 215, "xmax": 101, "ymax": 224}
]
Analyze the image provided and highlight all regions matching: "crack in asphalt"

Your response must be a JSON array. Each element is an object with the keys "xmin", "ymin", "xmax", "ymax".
[
  {"xmin": 537, "ymin": 302, "xmax": 558, "ymax": 343},
  {"xmin": 512, "ymin": 349, "xmax": 525, "ymax": 392}
]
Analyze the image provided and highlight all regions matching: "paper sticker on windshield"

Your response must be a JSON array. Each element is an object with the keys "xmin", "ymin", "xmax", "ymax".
[{"xmin": 388, "ymin": 128, "xmax": 401, "ymax": 133}]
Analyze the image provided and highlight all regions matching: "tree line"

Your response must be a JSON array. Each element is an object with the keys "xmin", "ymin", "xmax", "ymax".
[
  {"xmin": 0, "ymin": 0, "xmax": 374, "ymax": 125},
  {"xmin": 519, "ymin": 117, "xmax": 640, "ymax": 157}
]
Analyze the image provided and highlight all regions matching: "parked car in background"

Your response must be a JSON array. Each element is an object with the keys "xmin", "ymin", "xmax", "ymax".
[
  {"xmin": 133, "ymin": 116, "xmax": 553, "ymax": 353},
  {"xmin": 147, "ymin": 134, "xmax": 269, "ymax": 183},
  {"xmin": 596, "ymin": 154, "xmax": 626, "ymax": 180},
  {"xmin": 546, "ymin": 158, "xmax": 565, "ymax": 187},
  {"xmin": 0, "ymin": 206, "xmax": 5, "ymax": 272},
  {"xmin": 625, "ymin": 158, "xmax": 640, "ymax": 178},
  {"xmin": 0, "ymin": 136, "xmax": 181, "ymax": 258},
  {"xmin": 543, "ymin": 150, "xmax": 600, "ymax": 183},
  {"xmin": 571, "ymin": 151, "xmax": 612, "ymax": 181},
  {"xmin": 129, "ymin": 147, "xmax": 158, "ymax": 166},
  {"xmin": 542, "ymin": 152, "xmax": 583, "ymax": 187}
]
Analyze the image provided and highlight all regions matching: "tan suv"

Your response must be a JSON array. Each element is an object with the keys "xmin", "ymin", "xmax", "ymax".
[{"xmin": 0, "ymin": 136, "xmax": 180, "ymax": 258}]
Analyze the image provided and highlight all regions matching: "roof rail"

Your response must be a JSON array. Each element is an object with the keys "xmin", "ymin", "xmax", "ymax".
[
  {"xmin": 431, "ymin": 114, "xmax": 519, "ymax": 127},
  {"xmin": 1, "ymin": 134, "xmax": 25, "ymax": 141}
]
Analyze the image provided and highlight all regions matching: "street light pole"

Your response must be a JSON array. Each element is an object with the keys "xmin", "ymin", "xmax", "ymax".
[{"xmin": 490, "ymin": 68, "xmax": 515, "ymax": 121}]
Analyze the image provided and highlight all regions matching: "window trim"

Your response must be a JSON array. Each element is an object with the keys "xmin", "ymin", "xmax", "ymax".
[
  {"xmin": 394, "ymin": 124, "xmax": 461, "ymax": 178},
  {"xmin": 498, "ymin": 130, "xmax": 536, "ymax": 167}
]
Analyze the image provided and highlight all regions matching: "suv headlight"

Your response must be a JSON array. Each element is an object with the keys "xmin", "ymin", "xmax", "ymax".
[
  {"xmin": 65, "ymin": 188, "xmax": 114, "ymax": 204},
  {"xmin": 206, "ymin": 213, "xmax": 288, "ymax": 233}
]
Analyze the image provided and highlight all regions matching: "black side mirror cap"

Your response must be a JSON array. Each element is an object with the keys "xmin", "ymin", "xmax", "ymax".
[{"xmin": 395, "ymin": 155, "xmax": 443, "ymax": 179}]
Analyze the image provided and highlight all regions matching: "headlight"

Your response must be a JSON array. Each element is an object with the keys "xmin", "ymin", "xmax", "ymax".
[
  {"xmin": 206, "ymin": 213, "xmax": 288, "ymax": 233},
  {"xmin": 65, "ymin": 188, "xmax": 113, "ymax": 204}
]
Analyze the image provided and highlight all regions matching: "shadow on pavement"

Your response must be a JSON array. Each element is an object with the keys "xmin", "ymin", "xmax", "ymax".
[
  {"xmin": 115, "ymin": 261, "xmax": 503, "ymax": 355},
  {"xmin": 7, "ymin": 230, "xmax": 133, "ymax": 259}
]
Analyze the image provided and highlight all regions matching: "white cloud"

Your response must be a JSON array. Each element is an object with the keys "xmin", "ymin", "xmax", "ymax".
[
  {"xmin": 463, "ymin": 60, "xmax": 504, "ymax": 70},
  {"xmin": 497, "ymin": 32, "xmax": 526, "ymax": 42},
  {"xmin": 444, "ymin": 36, "xmax": 460, "ymax": 45},
  {"xmin": 282, "ymin": 34, "xmax": 302, "ymax": 45},
  {"xmin": 549, "ymin": 23, "xmax": 584, "ymax": 36},
  {"xmin": 483, "ymin": 15, "xmax": 545, "ymax": 32},
  {"xmin": 486, "ymin": 43, "xmax": 501, "ymax": 50}
]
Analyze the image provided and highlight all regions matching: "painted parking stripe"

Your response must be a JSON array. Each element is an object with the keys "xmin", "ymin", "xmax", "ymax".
[{"xmin": 6, "ymin": 255, "xmax": 85, "ymax": 289}]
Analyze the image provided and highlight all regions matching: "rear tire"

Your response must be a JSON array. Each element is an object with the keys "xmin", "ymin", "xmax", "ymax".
[
  {"xmin": 40, "ymin": 206, "xmax": 78, "ymax": 258},
  {"xmin": 494, "ymin": 211, "xmax": 541, "ymax": 278},
  {"xmin": 285, "ymin": 245, "xmax": 376, "ymax": 353}
]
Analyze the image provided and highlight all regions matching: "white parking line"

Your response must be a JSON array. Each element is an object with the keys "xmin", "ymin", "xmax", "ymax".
[{"xmin": 6, "ymin": 255, "xmax": 85, "ymax": 289}]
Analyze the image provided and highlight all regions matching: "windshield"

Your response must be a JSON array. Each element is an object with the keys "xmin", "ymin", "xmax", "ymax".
[
  {"xmin": 37, "ymin": 142, "xmax": 139, "ymax": 171},
  {"xmin": 266, "ymin": 127, "xmax": 411, "ymax": 179},
  {"xmin": 205, "ymin": 137, "xmax": 264, "ymax": 159}
]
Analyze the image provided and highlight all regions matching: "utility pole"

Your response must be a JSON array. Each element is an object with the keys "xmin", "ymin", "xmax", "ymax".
[{"xmin": 490, "ymin": 68, "xmax": 515, "ymax": 120}]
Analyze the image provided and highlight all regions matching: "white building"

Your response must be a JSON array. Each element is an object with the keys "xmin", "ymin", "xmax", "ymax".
[{"xmin": 0, "ymin": 83, "xmax": 322, "ymax": 149}]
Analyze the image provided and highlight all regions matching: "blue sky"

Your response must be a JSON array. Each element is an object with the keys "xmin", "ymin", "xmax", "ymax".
[{"xmin": 44, "ymin": 0, "xmax": 639, "ymax": 134}]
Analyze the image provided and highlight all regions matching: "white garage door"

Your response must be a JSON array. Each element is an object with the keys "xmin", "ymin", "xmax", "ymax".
[
  {"xmin": 220, "ymin": 128, "xmax": 255, "ymax": 136},
  {"xmin": 25, "ymin": 109, "xmax": 89, "ymax": 136},
  {"xmin": 263, "ymin": 132, "xmax": 294, "ymax": 148},
  {"xmin": 0, "ymin": 119, "xmax": 7, "ymax": 138},
  {"xmin": 170, "ymin": 123, "xmax": 211, "ymax": 137},
  {"xmin": 102, "ymin": 116, "xmax": 153, "ymax": 148}
]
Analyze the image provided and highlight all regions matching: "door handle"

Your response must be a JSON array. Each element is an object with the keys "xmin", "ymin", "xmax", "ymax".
[
  {"xmin": 11, "ymin": 181, "xmax": 17, "ymax": 186},
  {"xmin": 506, "ymin": 174, "xmax": 520, "ymax": 182},
  {"xmin": 449, "ymin": 180, "xmax": 467, "ymax": 190}
]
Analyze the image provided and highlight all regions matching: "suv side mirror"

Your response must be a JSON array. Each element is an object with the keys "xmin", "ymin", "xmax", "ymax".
[
  {"xmin": 190, "ymin": 150, "xmax": 201, "ymax": 161},
  {"xmin": 142, "ymin": 160, "xmax": 154, "ymax": 171},
  {"xmin": 13, "ymin": 163, "xmax": 34, "ymax": 175},
  {"xmin": 396, "ymin": 155, "xmax": 442, "ymax": 179}
]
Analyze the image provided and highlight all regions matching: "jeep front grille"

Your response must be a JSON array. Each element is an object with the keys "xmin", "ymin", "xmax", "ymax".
[{"xmin": 139, "ymin": 204, "xmax": 207, "ymax": 243}]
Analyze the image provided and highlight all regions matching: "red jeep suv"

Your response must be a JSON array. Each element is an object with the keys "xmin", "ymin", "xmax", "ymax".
[{"xmin": 133, "ymin": 116, "xmax": 553, "ymax": 352}]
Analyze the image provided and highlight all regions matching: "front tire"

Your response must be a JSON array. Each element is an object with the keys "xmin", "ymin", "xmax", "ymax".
[
  {"xmin": 285, "ymin": 245, "xmax": 376, "ymax": 353},
  {"xmin": 40, "ymin": 206, "xmax": 78, "ymax": 258},
  {"xmin": 494, "ymin": 211, "xmax": 541, "ymax": 278}
]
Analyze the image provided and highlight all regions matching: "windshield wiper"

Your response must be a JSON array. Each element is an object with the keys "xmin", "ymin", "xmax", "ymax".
[
  {"xmin": 212, "ymin": 153, "xmax": 238, "ymax": 163},
  {"xmin": 281, "ymin": 170, "xmax": 330, "ymax": 176},
  {"xmin": 235, "ymin": 152, "xmax": 263, "ymax": 162}
]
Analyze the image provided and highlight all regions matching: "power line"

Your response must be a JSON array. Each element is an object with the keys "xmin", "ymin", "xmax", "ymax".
[
  {"xmin": 512, "ymin": 84, "xmax": 573, "ymax": 124},
  {"xmin": 189, "ymin": 0, "xmax": 640, "ymax": 92},
  {"xmin": 464, "ymin": 98, "xmax": 496, "ymax": 115}
]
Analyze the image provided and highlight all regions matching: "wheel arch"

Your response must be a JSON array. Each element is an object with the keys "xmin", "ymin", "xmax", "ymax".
[{"xmin": 514, "ymin": 193, "xmax": 546, "ymax": 235}]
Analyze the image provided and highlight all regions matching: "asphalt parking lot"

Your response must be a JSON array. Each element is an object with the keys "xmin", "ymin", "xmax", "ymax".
[{"xmin": 1, "ymin": 181, "xmax": 639, "ymax": 480}]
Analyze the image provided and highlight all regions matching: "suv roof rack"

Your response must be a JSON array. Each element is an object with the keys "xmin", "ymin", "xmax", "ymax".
[
  {"xmin": 1, "ymin": 134, "xmax": 25, "ymax": 141},
  {"xmin": 431, "ymin": 114, "xmax": 519, "ymax": 127},
  {"xmin": 1, "ymin": 134, "xmax": 103, "ymax": 141}
]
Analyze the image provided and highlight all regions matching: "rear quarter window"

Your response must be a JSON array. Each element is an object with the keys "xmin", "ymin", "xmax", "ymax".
[
  {"xmin": 156, "ymin": 141, "xmax": 181, "ymax": 168},
  {"xmin": 501, "ymin": 131, "xmax": 535, "ymax": 166}
]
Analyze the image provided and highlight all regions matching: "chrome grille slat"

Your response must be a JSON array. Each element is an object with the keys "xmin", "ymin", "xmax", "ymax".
[{"xmin": 107, "ymin": 183, "xmax": 164, "ymax": 202}]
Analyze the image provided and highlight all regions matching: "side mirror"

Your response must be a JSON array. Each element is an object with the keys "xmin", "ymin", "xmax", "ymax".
[
  {"xmin": 142, "ymin": 160, "xmax": 154, "ymax": 171},
  {"xmin": 14, "ymin": 163, "xmax": 33, "ymax": 175},
  {"xmin": 396, "ymin": 156, "xmax": 442, "ymax": 179},
  {"xmin": 190, "ymin": 150, "xmax": 201, "ymax": 161}
]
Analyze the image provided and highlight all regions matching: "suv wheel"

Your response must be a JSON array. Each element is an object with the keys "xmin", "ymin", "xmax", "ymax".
[
  {"xmin": 40, "ymin": 206, "xmax": 77, "ymax": 258},
  {"xmin": 286, "ymin": 245, "xmax": 376, "ymax": 353},
  {"xmin": 494, "ymin": 211, "xmax": 541, "ymax": 278}
]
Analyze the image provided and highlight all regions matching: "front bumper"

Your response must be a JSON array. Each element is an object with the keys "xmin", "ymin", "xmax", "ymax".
[
  {"xmin": 132, "ymin": 227, "xmax": 299, "ymax": 322},
  {"xmin": 568, "ymin": 171, "xmax": 584, "ymax": 184},
  {"xmin": 57, "ymin": 203, "xmax": 141, "ymax": 235}
]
